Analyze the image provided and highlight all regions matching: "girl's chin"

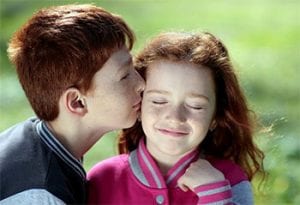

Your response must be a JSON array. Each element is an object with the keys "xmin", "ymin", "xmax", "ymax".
[{"xmin": 158, "ymin": 147, "xmax": 192, "ymax": 156}]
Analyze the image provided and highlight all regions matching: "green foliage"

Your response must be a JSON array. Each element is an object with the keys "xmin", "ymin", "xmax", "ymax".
[{"xmin": 1, "ymin": 0, "xmax": 299, "ymax": 204}]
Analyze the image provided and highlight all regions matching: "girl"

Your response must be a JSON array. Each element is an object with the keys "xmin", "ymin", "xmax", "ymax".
[{"xmin": 88, "ymin": 32, "xmax": 264, "ymax": 205}]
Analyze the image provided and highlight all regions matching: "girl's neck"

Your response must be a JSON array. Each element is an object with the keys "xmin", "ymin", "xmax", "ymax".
[
  {"xmin": 146, "ymin": 143, "xmax": 198, "ymax": 176},
  {"xmin": 148, "ymin": 148, "xmax": 185, "ymax": 176},
  {"xmin": 157, "ymin": 160, "xmax": 175, "ymax": 176}
]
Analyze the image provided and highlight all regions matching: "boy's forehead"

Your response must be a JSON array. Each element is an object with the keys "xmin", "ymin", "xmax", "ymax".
[
  {"xmin": 96, "ymin": 47, "xmax": 132, "ymax": 77},
  {"xmin": 108, "ymin": 47, "xmax": 132, "ymax": 69}
]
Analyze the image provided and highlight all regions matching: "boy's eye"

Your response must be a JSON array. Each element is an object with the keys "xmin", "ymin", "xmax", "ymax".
[{"xmin": 120, "ymin": 73, "xmax": 130, "ymax": 80}]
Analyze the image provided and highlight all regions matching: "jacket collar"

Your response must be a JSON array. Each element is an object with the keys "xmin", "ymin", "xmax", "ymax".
[
  {"xmin": 36, "ymin": 120, "xmax": 86, "ymax": 179},
  {"xmin": 129, "ymin": 138, "xmax": 199, "ymax": 189}
]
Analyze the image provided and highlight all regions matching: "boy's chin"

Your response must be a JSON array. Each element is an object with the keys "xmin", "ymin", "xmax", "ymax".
[
  {"xmin": 123, "ymin": 115, "xmax": 139, "ymax": 129},
  {"xmin": 124, "ymin": 119, "xmax": 137, "ymax": 129}
]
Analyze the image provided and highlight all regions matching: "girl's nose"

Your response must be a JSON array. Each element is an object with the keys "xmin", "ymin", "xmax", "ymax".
[{"xmin": 165, "ymin": 105, "xmax": 187, "ymax": 124}]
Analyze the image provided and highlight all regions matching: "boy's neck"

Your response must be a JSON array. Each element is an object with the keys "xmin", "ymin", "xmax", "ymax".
[{"xmin": 46, "ymin": 120, "xmax": 104, "ymax": 160}]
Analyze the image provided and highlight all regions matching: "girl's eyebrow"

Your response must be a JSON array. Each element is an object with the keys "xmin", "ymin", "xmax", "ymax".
[
  {"xmin": 188, "ymin": 93, "xmax": 210, "ymax": 102},
  {"xmin": 146, "ymin": 90, "xmax": 211, "ymax": 102},
  {"xmin": 145, "ymin": 89, "xmax": 170, "ymax": 95}
]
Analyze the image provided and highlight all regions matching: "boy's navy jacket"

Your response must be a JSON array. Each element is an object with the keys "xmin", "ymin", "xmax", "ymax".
[{"xmin": 0, "ymin": 118, "xmax": 86, "ymax": 204}]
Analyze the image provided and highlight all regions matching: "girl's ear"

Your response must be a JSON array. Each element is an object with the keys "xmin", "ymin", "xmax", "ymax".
[
  {"xmin": 209, "ymin": 119, "xmax": 217, "ymax": 132},
  {"xmin": 63, "ymin": 88, "xmax": 87, "ymax": 116}
]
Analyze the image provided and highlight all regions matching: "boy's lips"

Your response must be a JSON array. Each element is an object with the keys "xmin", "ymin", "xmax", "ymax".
[{"xmin": 132, "ymin": 100, "xmax": 141, "ymax": 110}]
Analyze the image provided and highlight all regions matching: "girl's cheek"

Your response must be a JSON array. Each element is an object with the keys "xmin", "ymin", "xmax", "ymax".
[
  {"xmin": 154, "ymin": 106, "xmax": 162, "ymax": 114},
  {"xmin": 142, "ymin": 105, "xmax": 163, "ymax": 117}
]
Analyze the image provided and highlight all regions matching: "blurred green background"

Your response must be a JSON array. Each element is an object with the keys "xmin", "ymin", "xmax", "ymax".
[{"xmin": 1, "ymin": 0, "xmax": 299, "ymax": 204}]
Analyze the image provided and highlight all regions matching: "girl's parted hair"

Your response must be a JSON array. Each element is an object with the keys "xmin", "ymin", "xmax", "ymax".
[
  {"xmin": 118, "ymin": 32, "xmax": 264, "ymax": 180},
  {"xmin": 8, "ymin": 4, "xmax": 135, "ymax": 121}
]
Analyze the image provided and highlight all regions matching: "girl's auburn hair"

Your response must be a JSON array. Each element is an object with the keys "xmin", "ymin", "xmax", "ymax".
[{"xmin": 118, "ymin": 32, "xmax": 265, "ymax": 180}]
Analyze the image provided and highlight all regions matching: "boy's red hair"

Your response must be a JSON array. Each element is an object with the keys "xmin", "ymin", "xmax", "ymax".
[{"xmin": 8, "ymin": 4, "xmax": 135, "ymax": 121}]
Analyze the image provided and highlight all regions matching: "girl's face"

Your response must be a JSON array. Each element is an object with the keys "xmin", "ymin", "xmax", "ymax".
[
  {"xmin": 141, "ymin": 60, "xmax": 216, "ymax": 158},
  {"xmin": 84, "ymin": 47, "xmax": 145, "ymax": 132}
]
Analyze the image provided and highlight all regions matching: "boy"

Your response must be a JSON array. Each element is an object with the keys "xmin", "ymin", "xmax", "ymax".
[{"xmin": 0, "ymin": 4, "xmax": 144, "ymax": 204}]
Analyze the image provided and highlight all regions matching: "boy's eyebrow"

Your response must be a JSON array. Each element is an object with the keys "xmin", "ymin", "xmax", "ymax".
[
  {"xmin": 121, "ymin": 51, "xmax": 133, "ymax": 66},
  {"xmin": 122, "ymin": 55, "xmax": 133, "ymax": 67},
  {"xmin": 116, "ymin": 55, "xmax": 133, "ymax": 73}
]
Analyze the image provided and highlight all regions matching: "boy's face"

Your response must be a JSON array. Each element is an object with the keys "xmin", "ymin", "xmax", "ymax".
[
  {"xmin": 141, "ymin": 60, "xmax": 216, "ymax": 159},
  {"xmin": 84, "ymin": 47, "xmax": 144, "ymax": 132}
]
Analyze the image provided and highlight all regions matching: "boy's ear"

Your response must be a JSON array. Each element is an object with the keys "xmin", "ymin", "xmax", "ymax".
[{"xmin": 63, "ymin": 88, "xmax": 87, "ymax": 116}]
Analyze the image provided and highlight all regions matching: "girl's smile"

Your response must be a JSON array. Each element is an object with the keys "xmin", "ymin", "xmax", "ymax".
[{"xmin": 157, "ymin": 127, "xmax": 189, "ymax": 137}]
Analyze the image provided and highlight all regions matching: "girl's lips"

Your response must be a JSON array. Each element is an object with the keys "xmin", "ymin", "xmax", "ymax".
[{"xmin": 157, "ymin": 128, "xmax": 189, "ymax": 137}]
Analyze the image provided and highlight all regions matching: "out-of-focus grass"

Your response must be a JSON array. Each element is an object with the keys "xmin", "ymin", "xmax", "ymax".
[{"xmin": 1, "ymin": 0, "xmax": 299, "ymax": 204}]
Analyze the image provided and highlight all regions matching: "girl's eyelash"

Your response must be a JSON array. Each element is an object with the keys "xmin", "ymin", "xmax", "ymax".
[
  {"xmin": 151, "ymin": 101, "xmax": 202, "ymax": 109},
  {"xmin": 187, "ymin": 104, "xmax": 203, "ymax": 110},
  {"xmin": 191, "ymin": 106, "xmax": 203, "ymax": 110},
  {"xmin": 152, "ymin": 101, "xmax": 167, "ymax": 104}
]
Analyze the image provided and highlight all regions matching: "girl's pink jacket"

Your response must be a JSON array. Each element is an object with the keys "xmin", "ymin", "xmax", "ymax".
[{"xmin": 87, "ymin": 140, "xmax": 252, "ymax": 205}]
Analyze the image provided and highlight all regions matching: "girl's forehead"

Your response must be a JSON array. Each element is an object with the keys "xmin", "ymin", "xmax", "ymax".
[
  {"xmin": 146, "ymin": 60, "xmax": 212, "ymax": 80},
  {"xmin": 145, "ymin": 60, "xmax": 216, "ymax": 97}
]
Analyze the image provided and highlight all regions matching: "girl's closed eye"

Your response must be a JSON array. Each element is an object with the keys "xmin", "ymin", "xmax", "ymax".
[
  {"xmin": 152, "ymin": 100, "xmax": 167, "ymax": 105},
  {"xmin": 186, "ymin": 102, "xmax": 207, "ymax": 111},
  {"xmin": 187, "ymin": 104, "xmax": 203, "ymax": 110},
  {"xmin": 146, "ymin": 96, "xmax": 167, "ymax": 105}
]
